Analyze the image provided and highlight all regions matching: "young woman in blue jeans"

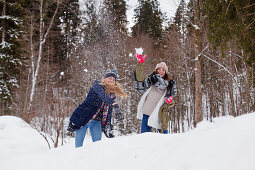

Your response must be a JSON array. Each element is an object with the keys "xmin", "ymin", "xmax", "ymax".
[
  {"xmin": 133, "ymin": 54, "xmax": 176, "ymax": 134},
  {"xmin": 67, "ymin": 69, "xmax": 127, "ymax": 148}
]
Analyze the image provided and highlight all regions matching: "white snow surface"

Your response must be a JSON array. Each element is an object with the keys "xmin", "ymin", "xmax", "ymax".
[{"xmin": 1, "ymin": 113, "xmax": 255, "ymax": 170}]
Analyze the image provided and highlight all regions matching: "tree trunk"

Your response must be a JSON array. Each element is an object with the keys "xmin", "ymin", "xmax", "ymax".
[
  {"xmin": 193, "ymin": 0, "xmax": 203, "ymax": 124},
  {"xmin": 1, "ymin": 0, "xmax": 6, "ymax": 42}
]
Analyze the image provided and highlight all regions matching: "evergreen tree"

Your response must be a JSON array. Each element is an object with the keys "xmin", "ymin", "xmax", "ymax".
[
  {"xmin": 82, "ymin": 0, "xmax": 102, "ymax": 46},
  {"xmin": 173, "ymin": 0, "xmax": 189, "ymax": 43},
  {"xmin": 104, "ymin": 0, "xmax": 128, "ymax": 34},
  {"xmin": 204, "ymin": 0, "xmax": 255, "ymax": 66},
  {"xmin": 174, "ymin": 0, "xmax": 186, "ymax": 30},
  {"xmin": 50, "ymin": 0, "xmax": 80, "ymax": 83},
  {"xmin": 132, "ymin": 0, "xmax": 164, "ymax": 44},
  {"xmin": 0, "ymin": 0, "xmax": 26, "ymax": 112}
]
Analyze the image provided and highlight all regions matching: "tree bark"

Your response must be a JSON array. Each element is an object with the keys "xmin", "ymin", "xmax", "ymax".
[
  {"xmin": 193, "ymin": 0, "xmax": 203, "ymax": 124},
  {"xmin": 1, "ymin": 0, "xmax": 6, "ymax": 42}
]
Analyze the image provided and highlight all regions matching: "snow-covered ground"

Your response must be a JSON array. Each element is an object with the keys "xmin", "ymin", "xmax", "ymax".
[{"xmin": 1, "ymin": 113, "xmax": 255, "ymax": 170}]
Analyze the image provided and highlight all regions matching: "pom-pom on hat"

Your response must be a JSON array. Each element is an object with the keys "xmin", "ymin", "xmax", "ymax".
[
  {"xmin": 104, "ymin": 69, "xmax": 118, "ymax": 80},
  {"xmin": 155, "ymin": 62, "xmax": 168, "ymax": 73}
]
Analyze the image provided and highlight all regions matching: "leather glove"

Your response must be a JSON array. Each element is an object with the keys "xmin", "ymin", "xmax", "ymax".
[
  {"xmin": 67, "ymin": 122, "xmax": 79, "ymax": 132},
  {"xmin": 113, "ymin": 104, "xmax": 123, "ymax": 120},
  {"xmin": 150, "ymin": 74, "xmax": 159, "ymax": 84},
  {"xmin": 103, "ymin": 124, "xmax": 115, "ymax": 138}
]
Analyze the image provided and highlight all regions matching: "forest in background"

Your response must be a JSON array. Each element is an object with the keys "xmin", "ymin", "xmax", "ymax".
[{"xmin": 0, "ymin": 0, "xmax": 254, "ymax": 148}]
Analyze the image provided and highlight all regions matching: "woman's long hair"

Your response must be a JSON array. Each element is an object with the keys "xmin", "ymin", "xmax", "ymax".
[
  {"xmin": 165, "ymin": 73, "xmax": 171, "ymax": 82},
  {"xmin": 100, "ymin": 79, "xmax": 127, "ymax": 98}
]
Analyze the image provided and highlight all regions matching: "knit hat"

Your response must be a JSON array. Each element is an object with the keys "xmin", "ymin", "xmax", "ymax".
[
  {"xmin": 104, "ymin": 69, "xmax": 118, "ymax": 80},
  {"xmin": 155, "ymin": 62, "xmax": 168, "ymax": 73}
]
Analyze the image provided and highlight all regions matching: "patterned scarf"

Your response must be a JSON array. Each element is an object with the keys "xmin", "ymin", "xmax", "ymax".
[
  {"xmin": 101, "ymin": 103, "xmax": 110, "ymax": 127},
  {"xmin": 102, "ymin": 93, "xmax": 115, "ymax": 127},
  {"xmin": 154, "ymin": 75, "xmax": 169, "ymax": 91},
  {"xmin": 88, "ymin": 103, "xmax": 105, "ymax": 124},
  {"xmin": 89, "ymin": 93, "xmax": 114, "ymax": 127}
]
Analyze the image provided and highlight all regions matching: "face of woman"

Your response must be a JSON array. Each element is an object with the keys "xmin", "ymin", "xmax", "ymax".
[
  {"xmin": 156, "ymin": 67, "xmax": 166, "ymax": 78},
  {"xmin": 105, "ymin": 76, "xmax": 116, "ymax": 85}
]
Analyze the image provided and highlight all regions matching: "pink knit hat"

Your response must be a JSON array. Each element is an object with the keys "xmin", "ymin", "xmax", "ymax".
[{"xmin": 155, "ymin": 62, "xmax": 168, "ymax": 73}]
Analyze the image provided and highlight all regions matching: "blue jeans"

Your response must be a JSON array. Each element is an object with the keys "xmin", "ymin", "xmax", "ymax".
[
  {"xmin": 75, "ymin": 120, "xmax": 102, "ymax": 148},
  {"xmin": 141, "ymin": 114, "xmax": 168, "ymax": 134}
]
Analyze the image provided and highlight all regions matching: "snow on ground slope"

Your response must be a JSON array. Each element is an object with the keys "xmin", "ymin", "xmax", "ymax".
[
  {"xmin": 0, "ymin": 116, "xmax": 48, "ymax": 158},
  {"xmin": 0, "ymin": 113, "xmax": 255, "ymax": 170}
]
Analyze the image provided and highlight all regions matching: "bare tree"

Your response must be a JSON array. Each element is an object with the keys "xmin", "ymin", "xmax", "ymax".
[{"xmin": 25, "ymin": 0, "xmax": 60, "ymax": 119}]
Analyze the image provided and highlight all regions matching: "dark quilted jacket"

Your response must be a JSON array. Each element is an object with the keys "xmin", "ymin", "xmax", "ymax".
[{"xmin": 69, "ymin": 80, "xmax": 114, "ymax": 129}]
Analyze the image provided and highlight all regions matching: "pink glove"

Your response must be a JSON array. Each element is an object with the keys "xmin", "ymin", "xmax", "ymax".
[
  {"xmin": 165, "ymin": 96, "xmax": 173, "ymax": 104},
  {"xmin": 135, "ymin": 53, "xmax": 146, "ymax": 63}
]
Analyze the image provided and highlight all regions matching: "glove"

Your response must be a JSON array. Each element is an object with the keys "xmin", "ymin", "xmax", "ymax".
[
  {"xmin": 135, "ymin": 53, "xmax": 146, "ymax": 63},
  {"xmin": 67, "ymin": 122, "xmax": 79, "ymax": 132},
  {"xmin": 150, "ymin": 74, "xmax": 159, "ymax": 84},
  {"xmin": 113, "ymin": 104, "xmax": 123, "ymax": 120},
  {"xmin": 109, "ymin": 93, "xmax": 116, "ymax": 99},
  {"xmin": 165, "ymin": 96, "xmax": 173, "ymax": 104},
  {"xmin": 103, "ymin": 124, "xmax": 115, "ymax": 138}
]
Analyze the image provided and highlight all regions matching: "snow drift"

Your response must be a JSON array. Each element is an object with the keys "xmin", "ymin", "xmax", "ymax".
[{"xmin": 0, "ymin": 113, "xmax": 255, "ymax": 170}]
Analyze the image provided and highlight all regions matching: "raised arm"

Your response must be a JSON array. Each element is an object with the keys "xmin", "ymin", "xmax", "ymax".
[
  {"xmin": 92, "ymin": 82, "xmax": 114, "ymax": 105},
  {"xmin": 135, "ymin": 54, "xmax": 147, "ymax": 81}
]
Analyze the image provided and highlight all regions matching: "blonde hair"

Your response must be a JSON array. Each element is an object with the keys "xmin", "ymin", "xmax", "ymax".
[{"xmin": 100, "ymin": 79, "xmax": 127, "ymax": 99}]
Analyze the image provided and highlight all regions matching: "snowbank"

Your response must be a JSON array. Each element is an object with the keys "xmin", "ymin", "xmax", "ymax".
[
  {"xmin": 0, "ymin": 116, "xmax": 48, "ymax": 158},
  {"xmin": 1, "ymin": 113, "xmax": 255, "ymax": 170}
]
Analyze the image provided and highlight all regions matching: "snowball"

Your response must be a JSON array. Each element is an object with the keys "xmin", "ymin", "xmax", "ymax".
[{"xmin": 135, "ymin": 47, "xmax": 143, "ymax": 55}]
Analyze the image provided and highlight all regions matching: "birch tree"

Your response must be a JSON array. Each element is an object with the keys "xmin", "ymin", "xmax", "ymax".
[{"xmin": 26, "ymin": 0, "xmax": 60, "ymax": 117}]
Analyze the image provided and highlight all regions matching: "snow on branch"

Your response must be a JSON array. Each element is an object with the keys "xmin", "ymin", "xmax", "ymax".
[
  {"xmin": 194, "ymin": 45, "xmax": 241, "ymax": 87},
  {"xmin": 194, "ymin": 45, "xmax": 209, "ymax": 61},
  {"xmin": 202, "ymin": 53, "xmax": 240, "ymax": 87},
  {"xmin": 0, "ymin": 41, "xmax": 12, "ymax": 48},
  {"xmin": 0, "ymin": 16, "xmax": 20, "ymax": 25},
  {"xmin": 184, "ymin": 15, "xmax": 200, "ymax": 30}
]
